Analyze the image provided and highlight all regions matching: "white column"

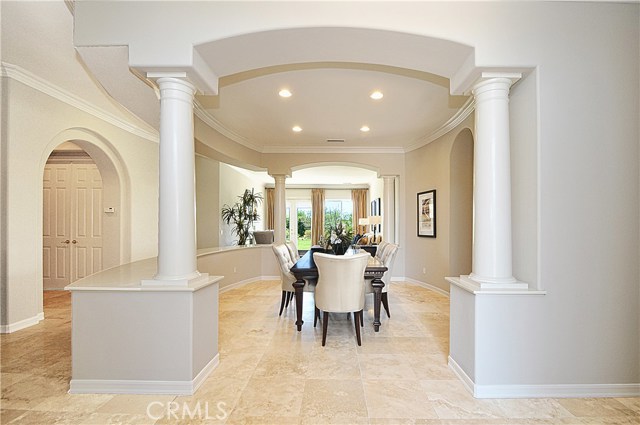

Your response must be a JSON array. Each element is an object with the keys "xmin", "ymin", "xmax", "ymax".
[
  {"xmin": 467, "ymin": 74, "xmax": 526, "ymax": 289},
  {"xmin": 382, "ymin": 175, "xmax": 397, "ymax": 244},
  {"xmin": 273, "ymin": 175, "xmax": 287, "ymax": 244},
  {"xmin": 144, "ymin": 77, "xmax": 206, "ymax": 286}
]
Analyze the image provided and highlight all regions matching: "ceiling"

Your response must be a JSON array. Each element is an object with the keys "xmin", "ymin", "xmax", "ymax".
[
  {"xmin": 5, "ymin": 2, "xmax": 473, "ymax": 186},
  {"xmin": 198, "ymin": 64, "xmax": 468, "ymax": 152}
]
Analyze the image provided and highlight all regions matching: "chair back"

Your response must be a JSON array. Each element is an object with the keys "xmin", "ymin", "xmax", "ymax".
[
  {"xmin": 285, "ymin": 241, "xmax": 300, "ymax": 262},
  {"xmin": 272, "ymin": 244, "xmax": 296, "ymax": 291},
  {"xmin": 314, "ymin": 252, "xmax": 369, "ymax": 313},
  {"xmin": 381, "ymin": 243, "xmax": 399, "ymax": 286},
  {"xmin": 366, "ymin": 243, "xmax": 399, "ymax": 294},
  {"xmin": 254, "ymin": 230, "xmax": 274, "ymax": 244},
  {"xmin": 375, "ymin": 241, "xmax": 390, "ymax": 262}
]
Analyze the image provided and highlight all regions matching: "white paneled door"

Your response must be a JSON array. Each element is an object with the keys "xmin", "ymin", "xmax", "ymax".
[{"xmin": 43, "ymin": 164, "xmax": 103, "ymax": 289}]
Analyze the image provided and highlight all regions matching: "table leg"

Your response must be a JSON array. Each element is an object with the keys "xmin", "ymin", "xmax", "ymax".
[
  {"xmin": 292, "ymin": 279, "xmax": 305, "ymax": 331},
  {"xmin": 371, "ymin": 277, "xmax": 385, "ymax": 332}
]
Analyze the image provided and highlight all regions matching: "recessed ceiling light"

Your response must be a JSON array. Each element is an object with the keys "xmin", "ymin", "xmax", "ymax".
[
  {"xmin": 292, "ymin": 126, "xmax": 302, "ymax": 132},
  {"xmin": 279, "ymin": 89, "xmax": 292, "ymax": 98},
  {"xmin": 370, "ymin": 91, "xmax": 383, "ymax": 100},
  {"xmin": 360, "ymin": 126, "xmax": 370, "ymax": 132}
]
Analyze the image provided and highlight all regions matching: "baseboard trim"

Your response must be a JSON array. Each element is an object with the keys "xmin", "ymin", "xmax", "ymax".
[
  {"xmin": 448, "ymin": 355, "xmax": 476, "ymax": 395},
  {"xmin": 448, "ymin": 355, "xmax": 640, "ymax": 398},
  {"xmin": 69, "ymin": 354, "xmax": 220, "ymax": 395},
  {"xmin": 403, "ymin": 277, "xmax": 450, "ymax": 297},
  {"xmin": 0, "ymin": 312, "xmax": 44, "ymax": 333},
  {"xmin": 219, "ymin": 276, "xmax": 278, "ymax": 293}
]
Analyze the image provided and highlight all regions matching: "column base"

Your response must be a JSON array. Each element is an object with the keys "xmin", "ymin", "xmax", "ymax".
[
  {"xmin": 464, "ymin": 274, "xmax": 529, "ymax": 290},
  {"xmin": 141, "ymin": 272, "xmax": 210, "ymax": 287}
]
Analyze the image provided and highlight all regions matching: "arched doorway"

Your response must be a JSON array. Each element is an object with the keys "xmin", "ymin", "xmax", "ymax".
[
  {"xmin": 285, "ymin": 163, "xmax": 381, "ymax": 251},
  {"xmin": 43, "ymin": 142, "xmax": 104, "ymax": 289},
  {"xmin": 449, "ymin": 128, "xmax": 474, "ymax": 278},
  {"xmin": 40, "ymin": 129, "xmax": 130, "ymax": 295}
]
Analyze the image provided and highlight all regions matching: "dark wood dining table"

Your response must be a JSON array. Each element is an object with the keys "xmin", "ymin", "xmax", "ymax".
[{"xmin": 289, "ymin": 248, "xmax": 388, "ymax": 332}]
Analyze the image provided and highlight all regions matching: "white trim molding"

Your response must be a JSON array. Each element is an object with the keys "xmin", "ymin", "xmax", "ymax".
[
  {"xmin": 69, "ymin": 354, "xmax": 219, "ymax": 395},
  {"xmin": 0, "ymin": 312, "xmax": 44, "ymax": 334},
  {"xmin": 219, "ymin": 276, "xmax": 279, "ymax": 293},
  {"xmin": 449, "ymin": 356, "xmax": 640, "ymax": 399},
  {"xmin": 405, "ymin": 97, "xmax": 475, "ymax": 152},
  {"xmin": 1, "ymin": 62, "xmax": 158, "ymax": 143},
  {"xmin": 402, "ymin": 277, "xmax": 450, "ymax": 297}
]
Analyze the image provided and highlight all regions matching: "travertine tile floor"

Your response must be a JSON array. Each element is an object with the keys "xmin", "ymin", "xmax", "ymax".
[{"xmin": 2, "ymin": 281, "xmax": 639, "ymax": 424}]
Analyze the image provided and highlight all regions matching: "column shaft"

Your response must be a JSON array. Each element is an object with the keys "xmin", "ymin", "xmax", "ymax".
[
  {"xmin": 470, "ymin": 77, "xmax": 517, "ymax": 285},
  {"xmin": 382, "ymin": 176, "xmax": 397, "ymax": 244},
  {"xmin": 153, "ymin": 77, "xmax": 200, "ymax": 283},
  {"xmin": 273, "ymin": 175, "xmax": 287, "ymax": 244}
]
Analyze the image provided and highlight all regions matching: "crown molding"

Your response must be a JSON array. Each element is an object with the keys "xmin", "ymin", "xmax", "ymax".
[
  {"xmin": 262, "ymin": 145, "xmax": 405, "ymax": 154},
  {"xmin": 405, "ymin": 97, "xmax": 475, "ymax": 152},
  {"xmin": 195, "ymin": 93, "xmax": 470, "ymax": 155},
  {"xmin": 265, "ymin": 183, "xmax": 370, "ymax": 190},
  {"xmin": 193, "ymin": 101, "xmax": 263, "ymax": 152},
  {"xmin": 1, "ymin": 62, "xmax": 159, "ymax": 143}
]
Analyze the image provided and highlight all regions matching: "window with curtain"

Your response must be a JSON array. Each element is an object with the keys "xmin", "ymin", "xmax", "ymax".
[
  {"xmin": 325, "ymin": 199, "xmax": 353, "ymax": 234},
  {"xmin": 265, "ymin": 188, "xmax": 275, "ymax": 230},
  {"xmin": 351, "ymin": 188, "xmax": 368, "ymax": 235},
  {"xmin": 311, "ymin": 188, "xmax": 325, "ymax": 245}
]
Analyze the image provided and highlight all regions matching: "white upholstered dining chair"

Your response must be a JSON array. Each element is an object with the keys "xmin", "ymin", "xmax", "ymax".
[
  {"xmin": 285, "ymin": 241, "xmax": 300, "ymax": 262},
  {"xmin": 366, "ymin": 243, "xmax": 399, "ymax": 318},
  {"xmin": 314, "ymin": 252, "xmax": 370, "ymax": 346},
  {"xmin": 272, "ymin": 244, "xmax": 296, "ymax": 316}
]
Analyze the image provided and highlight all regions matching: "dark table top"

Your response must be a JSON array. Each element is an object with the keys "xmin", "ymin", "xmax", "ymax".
[{"xmin": 290, "ymin": 248, "xmax": 387, "ymax": 278}]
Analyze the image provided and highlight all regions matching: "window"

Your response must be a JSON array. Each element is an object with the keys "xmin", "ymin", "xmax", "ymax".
[
  {"xmin": 285, "ymin": 206, "xmax": 290, "ymax": 241},
  {"xmin": 297, "ymin": 205, "xmax": 312, "ymax": 250},
  {"xmin": 325, "ymin": 199, "xmax": 353, "ymax": 234},
  {"xmin": 286, "ymin": 200, "xmax": 312, "ymax": 250}
]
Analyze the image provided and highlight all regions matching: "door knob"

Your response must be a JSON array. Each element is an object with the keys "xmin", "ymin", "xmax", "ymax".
[
  {"xmin": 72, "ymin": 240, "xmax": 77, "ymax": 244},
  {"xmin": 63, "ymin": 240, "xmax": 70, "ymax": 244}
]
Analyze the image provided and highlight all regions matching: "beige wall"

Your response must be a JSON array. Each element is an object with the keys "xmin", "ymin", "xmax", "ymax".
[
  {"xmin": 1, "ymin": 78, "xmax": 159, "ymax": 328},
  {"xmin": 196, "ymin": 155, "xmax": 220, "ymax": 249},
  {"xmin": 404, "ymin": 115, "xmax": 474, "ymax": 292},
  {"xmin": 197, "ymin": 246, "xmax": 279, "ymax": 292},
  {"xmin": 218, "ymin": 163, "xmax": 267, "ymax": 246}
]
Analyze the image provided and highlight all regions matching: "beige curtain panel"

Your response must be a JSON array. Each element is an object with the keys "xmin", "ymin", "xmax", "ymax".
[
  {"xmin": 352, "ymin": 189, "xmax": 368, "ymax": 235},
  {"xmin": 311, "ymin": 188, "xmax": 325, "ymax": 245},
  {"xmin": 265, "ymin": 188, "xmax": 275, "ymax": 230}
]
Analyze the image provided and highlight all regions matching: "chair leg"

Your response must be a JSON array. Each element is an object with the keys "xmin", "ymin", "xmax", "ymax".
[
  {"xmin": 285, "ymin": 291, "xmax": 292, "ymax": 308},
  {"xmin": 314, "ymin": 306, "xmax": 320, "ymax": 327},
  {"xmin": 322, "ymin": 312, "xmax": 329, "ymax": 346},
  {"xmin": 278, "ymin": 291, "xmax": 287, "ymax": 316},
  {"xmin": 381, "ymin": 292, "xmax": 390, "ymax": 318},
  {"xmin": 354, "ymin": 310, "xmax": 362, "ymax": 346},
  {"xmin": 360, "ymin": 309, "xmax": 364, "ymax": 327}
]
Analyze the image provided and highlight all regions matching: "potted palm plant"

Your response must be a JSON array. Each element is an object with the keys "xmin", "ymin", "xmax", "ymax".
[{"xmin": 221, "ymin": 188, "xmax": 263, "ymax": 245}]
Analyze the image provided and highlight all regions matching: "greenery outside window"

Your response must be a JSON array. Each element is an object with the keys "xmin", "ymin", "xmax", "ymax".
[{"xmin": 325, "ymin": 199, "xmax": 353, "ymax": 234}]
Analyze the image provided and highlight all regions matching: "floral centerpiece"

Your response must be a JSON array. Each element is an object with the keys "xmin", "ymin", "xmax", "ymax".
[{"xmin": 320, "ymin": 221, "xmax": 353, "ymax": 255}]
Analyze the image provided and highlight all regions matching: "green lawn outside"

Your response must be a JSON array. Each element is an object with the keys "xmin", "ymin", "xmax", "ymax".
[{"xmin": 297, "ymin": 237, "xmax": 312, "ymax": 250}]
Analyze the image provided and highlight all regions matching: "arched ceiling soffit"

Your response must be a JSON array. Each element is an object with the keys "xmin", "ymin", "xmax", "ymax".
[{"xmin": 192, "ymin": 27, "xmax": 475, "ymax": 154}]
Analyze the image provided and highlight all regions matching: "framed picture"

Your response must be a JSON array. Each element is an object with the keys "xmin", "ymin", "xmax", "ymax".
[
  {"xmin": 417, "ymin": 190, "xmax": 436, "ymax": 238},
  {"xmin": 376, "ymin": 197, "xmax": 381, "ymax": 232}
]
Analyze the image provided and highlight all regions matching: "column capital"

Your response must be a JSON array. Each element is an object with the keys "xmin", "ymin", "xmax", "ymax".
[
  {"xmin": 268, "ymin": 170, "xmax": 291, "ymax": 179},
  {"xmin": 151, "ymin": 75, "xmax": 197, "ymax": 101},
  {"xmin": 471, "ymin": 72, "xmax": 521, "ymax": 95},
  {"xmin": 271, "ymin": 174, "xmax": 289, "ymax": 181}
]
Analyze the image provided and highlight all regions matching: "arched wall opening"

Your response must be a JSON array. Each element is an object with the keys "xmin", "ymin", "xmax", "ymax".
[
  {"xmin": 39, "ymin": 128, "xmax": 131, "ymax": 296},
  {"xmin": 449, "ymin": 128, "xmax": 474, "ymax": 278}
]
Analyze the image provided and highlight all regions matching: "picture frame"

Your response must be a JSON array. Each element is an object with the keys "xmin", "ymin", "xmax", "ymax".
[
  {"xmin": 417, "ymin": 190, "xmax": 436, "ymax": 238},
  {"xmin": 376, "ymin": 197, "xmax": 381, "ymax": 232}
]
